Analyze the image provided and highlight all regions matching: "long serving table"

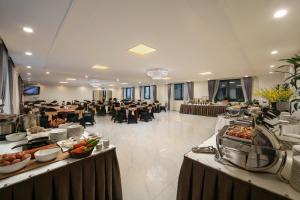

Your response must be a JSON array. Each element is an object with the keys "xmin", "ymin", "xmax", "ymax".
[
  {"xmin": 180, "ymin": 104, "xmax": 227, "ymax": 117},
  {"xmin": 176, "ymin": 132, "xmax": 300, "ymax": 200},
  {"xmin": 0, "ymin": 145, "xmax": 123, "ymax": 200}
]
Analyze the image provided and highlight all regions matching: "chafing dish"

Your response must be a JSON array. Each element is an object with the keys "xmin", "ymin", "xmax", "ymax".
[{"xmin": 216, "ymin": 122, "xmax": 287, "ymax": 174}]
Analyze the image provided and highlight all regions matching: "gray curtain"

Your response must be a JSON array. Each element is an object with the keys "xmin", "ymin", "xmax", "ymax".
[
  {"xmin": 152, "ymin": 85, "xmax": 157, "ymax": 101},
  {"xmin": 132, "ymin": 87, "xmax": 135, "ymax": 100},
  {"xmin": 208, "ymin": 80, "xmax": 216, "ymax": 102},
  {"xmin": 0, "ymin": 40, "xmax": 8, "ymax": 110},
  {"xmin": 18, "ymin": 75, "xmax": 24, "ymax": 113},
  {"xmin": 139, "ymin": 86, "xmax": 143, "ymax": 100},
  {"xmin": 243, "ymin": 77, "xmax": 253, "ymax": 101},
  {"xmin": 167, "ymin": 84, "xmax": 171, "ymax": 110},
  {"xmin": 8, "ymin": 57, "xmax": 14, "ymax": 113},
  {"xmin": 212, "ymin": 80, "xmax": 220, "ymax": 103},
  {"xmin": 187, "ymin": 82, "xmax": 194, "ymax": 100},
  {"xmin": 122, "ymin": 88, "xmax": 125, "ymax": 99}
]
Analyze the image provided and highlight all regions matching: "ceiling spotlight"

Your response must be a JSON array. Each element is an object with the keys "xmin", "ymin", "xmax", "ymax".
[
  {"xmin": 92, "ymin": 65, "xmax": 109, "ymax": 70},
  {"xmin": 271, "ymin": 50, "xmax": 278, "ymax": 55},
  {"xmin": 269, "ymin": 71, "xmax": 273, "ymax": 74},
  {"xmin": 128, "ymin": 44, "xmax": 156, "ymax": 55},
  {"xmin": 138, "ymin": 81, "xmax": 142, "ymax": 84},
  {"xmin": 269, "ymin": 65, "xmax": 275, "ymax": 68},
  {"xmin": 46, "ymin": 71, "xmax": 50, "ymax": 75},
  {"xmin": 23, "ymin": 26, "xmax": 34, "ymax": 33},
  {"xmin": 121, "ymin": 82, "xmax": 128, "ymax": 85},
  {"xmin": 200, "ymin": 72, "xmax": 212, "ymax": 75},
  {"xmin": 60, "ymin": 81, "xmax": 68, "ymax": 84},
  {"xmin": 25, "ymin": 51, "xmax": 32, "ymax": 56},
  {"xmin": 109, "ymin": 84, "xmax": 114, "ymax": 87},
  {"xmin": 245, "ymin": 75, "xmax": 249, "ymax": 77},
  {"xmin": 26, "ymin": 65, "xmax": 32, "ymax": 69},
  {"xmin": 116, "ymin": 78, "xmax": 120, "ymax": 82},
  {"xmin": 27, "ymin": 72, "xmax": 31, "ymax": 76},
  {"xmin": 273, "ymin": 9, "xmax": 287, "ymax": 18},
  {"xmin": 85, "ymin": 75, "xmax": 88, "ymax": 78},
  {"xmin": 66, "ymin": 78, "xmax": 76, "ymax": 81},
  {"xmin": 207, "ymin": 78, "xmax": 210, "ymax": 80},
  {"xmin": 161, "ymin": 77, "xmax": 171, "ymax": 80}
]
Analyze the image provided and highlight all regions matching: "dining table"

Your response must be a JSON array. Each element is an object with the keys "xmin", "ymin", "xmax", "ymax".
[
  {"xmin": 0, "ymin": 139, "xmax": 123, "ymax": 200},
  {"xmin": 179, "ymin": 104, "xmax": 227, "ymax": 117},
  {"xmin": 176, "ymin": 132, "xmax": 300, "ymax": 200}
]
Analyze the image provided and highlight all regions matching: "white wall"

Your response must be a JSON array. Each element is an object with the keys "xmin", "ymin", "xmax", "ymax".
[{"xmin": 253, "ymin": 74, "xmax": 285, "ymax": 90}]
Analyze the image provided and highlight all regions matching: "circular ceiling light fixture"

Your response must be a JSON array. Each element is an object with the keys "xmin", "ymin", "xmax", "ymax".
[{"xmin": 146, "ymin": 68, "xmax": 169, "ymax": 80}]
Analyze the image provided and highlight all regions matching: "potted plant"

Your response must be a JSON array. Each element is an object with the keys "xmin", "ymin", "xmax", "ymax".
[
  {"xmin": 275, "ymin": 54, "xmax": 300, "ymax": 112},
  {"xmin": 254, "ymin": 83, "xmax": 294, "ymax": 111}
]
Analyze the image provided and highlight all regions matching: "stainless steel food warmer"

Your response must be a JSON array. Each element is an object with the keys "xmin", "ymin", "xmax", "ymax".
[{"xmin": 216, "ymin": 123, "xmax": 287, "ymax": 174}]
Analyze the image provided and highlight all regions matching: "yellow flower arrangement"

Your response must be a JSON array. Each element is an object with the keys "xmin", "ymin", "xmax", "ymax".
[{"xmin": 254, "ymin": 84, "xmax": 294, "ymax": 103}]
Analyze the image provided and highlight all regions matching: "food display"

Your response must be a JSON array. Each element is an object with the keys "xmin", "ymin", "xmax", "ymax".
[
  {"xmin": 27, "ymin": 126, "xmax": 47, "ymax": 134},
  {"xmin": 0, "ymin": 152, "xmax": 31, "ymax": 173},
  {"xmin": 226, "ymin": 125, "xmax": 254, "ymax": 140},
  {"xmin": 34, "ymin": 147, "xmax": 61, "ymax": 162},
  {"xmin": 69, "ymin": 138, "xmax": 99, "ymax": 158}
]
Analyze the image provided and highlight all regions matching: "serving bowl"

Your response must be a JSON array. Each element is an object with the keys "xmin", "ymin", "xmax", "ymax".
[
  {"xmin": 69, "ymin": 147, "xmax": 94, "ymax": 159},
  {"xmin": 0, "ymin": 156, "xmax": 31, "ymax": 174},
  {"xmin": 6, "ymin": 132, "xmax": 27, "ymax": 142},
  {"xmin": 34, "ymin": 147, "xmax": 61, "ymax": 162}
]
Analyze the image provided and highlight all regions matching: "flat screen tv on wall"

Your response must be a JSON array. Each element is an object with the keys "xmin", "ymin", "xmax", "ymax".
[{"xmin": 23, "ymin": 86, "xmax": 40, "ymax": 96}]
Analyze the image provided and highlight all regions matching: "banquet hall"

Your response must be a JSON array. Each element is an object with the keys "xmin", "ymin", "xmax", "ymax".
[{"xmin": 0, "ymin": 1, "xmax": 300, "ymax": 200}]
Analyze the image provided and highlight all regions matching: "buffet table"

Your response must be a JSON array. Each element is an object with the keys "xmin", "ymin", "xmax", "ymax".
[
  {"xmin": 176, "ymin": 133, "xmax": 300, "ymax": 200},
  {"xmin": 180, "ymin": 104, "xmax": 226, "ymax": 117},
  {"xmin": 0, "ymin": 146, "xmax": 123, "ymax": 200}
]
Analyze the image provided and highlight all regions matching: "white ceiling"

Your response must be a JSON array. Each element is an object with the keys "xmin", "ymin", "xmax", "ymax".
[{"xmin": 0, "ymin": 0, "xmax": 299, "ymax": 88}]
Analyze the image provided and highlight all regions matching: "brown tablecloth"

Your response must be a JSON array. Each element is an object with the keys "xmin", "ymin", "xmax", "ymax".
[
  {"xmin": 176, "ymin": 156, "xmax": 289, "ymax": 200},
  {"xmin": 180, "ymin": 104, "xmax": 226, "ymax": 117},
  {"xmin": 0, "ymin": 148, "xmax": 123, "ymax": 200}
]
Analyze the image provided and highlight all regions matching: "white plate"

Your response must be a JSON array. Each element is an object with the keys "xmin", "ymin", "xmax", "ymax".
[
  {"xmin": 0, "ymin": 156, "xmax": 31, "ymax": 174},
  {"xmin": 5, "ymin": 132, "xmax": 27, "ymax": 142},
  {"xmin": 34, "ymin": 147, "xmax": 61, "ymax": 162}
]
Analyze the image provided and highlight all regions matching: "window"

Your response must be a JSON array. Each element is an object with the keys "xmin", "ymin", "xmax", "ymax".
[
  {"xmin": 144, "ymin": 86, "xmax": 150, "ymax": 99},
  {"xmin": 174, "ymin": 83, "xmax": 184, "ymax": 100},
  {"xmin": 124, "ymin": 88, "xmax": 132, "ymax": 99},
  {"xmin": 214, "ymin": 79, "xmax": 245, "ymax": 102}
]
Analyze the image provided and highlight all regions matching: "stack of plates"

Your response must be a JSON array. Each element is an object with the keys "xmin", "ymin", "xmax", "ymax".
[
  {"xmin": 67, "ymin": 124, "xmax": 84, "ymax": 138},
  {"xmin": 49, "ymin": 129, "xmax": 67, "ymax": 143},
  {"xmin": 290, "ymin": 156, "xmax": 300, "ymax": 191}
]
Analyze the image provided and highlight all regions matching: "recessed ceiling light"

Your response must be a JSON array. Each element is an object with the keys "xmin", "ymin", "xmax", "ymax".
[
  {"xmin": 128, "ymin": 44, "xmax": 156, "ymax": 55},
  {"xmin": 46, "ymin": 71, "xmax": 50, "ymax": 75},
  {"xmin": 161, "ymin": 77, "xmax": 171, "ymax": 80},
  {"xmin": 199, "ymin": 72, "xmax": 212, "ymax": 75},
  {"xmin": 66, "ymin": 78, "xmax": 76, "ymax": 81},
  {"xmin": 138, "ymin": 81, "xmax": 142, "ymax": 84},
  {"xmin": 85, "ymin": 75, "xmax": 88, "ymax": 78},
  {"xmin": 207, "ymin": 78, "xmax": 210, "ymax": 80},
  {"xmin": 26, "ymin": 65, "xmax": 32, "ymax": 69},
  {"xmin": 271, "ymin": 50, "xmax": 278, "ymax": 55},
  {"xmin": 92, "ymin": 65, "xmax": 109, "ymax": 70},
  {"xmin": 269, "ymin": 71, "xmax": 273, "ymax": 74},
  {"xmin": 25, "ymin": 51, "xmax": 32, "ymax": 56},
  {"xmin": 116, "ymin": 78, "xmax": 120, "ymax": 82},
  {"xmin": 121, "ymin": 82, "xmax": 128, "ymax": 85},
  {"xmin": 27, "ymin": 72, "xmax": 31, "ymax": 76},
  {"xmin": 269, "ymin": 65, "xmax": 275, "ymax": 68},
  {"xmin": 60, "ymin": 81, "xmax": 68, "ymax": 84},
  {"xmin": 23, "ymin": 26, "xmax": 34, "ymax": 33},
  {"xmin": 109, "ymin": 84, "xmax": 114, "ymax": 87},
  {"xmin": 244, "ymin": 75, "xmax": 249, "ymax": 77},
  {"xmin": 273, "ymin": 9, "xmax": 287, "ymax": 18}
]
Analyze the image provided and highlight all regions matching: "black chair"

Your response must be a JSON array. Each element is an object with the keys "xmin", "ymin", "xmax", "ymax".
[
  {"xmin": 160, "ymin": 103, "xmax": 167, "ymax": 112},
  {"xmin": 114, "ymin": 108, "xmax": 127, "ymax": 123},
  {"xmin": 83, "ymin": 112, "xmax": 95, "ymax": 125},
  {"xmin": 140, "ymin": 108, "xmax": 151, "ymax": 122},
  {"xmin": 66, "ymin": 112, "xmax": 78, "ymax": 123},
  {"xmin": 128, "ymin": 108, "xmax": 138, "ymax": 124},
  {"xmin": 39, "ymin": 114, "xmax": 50, "ymax": 128}
]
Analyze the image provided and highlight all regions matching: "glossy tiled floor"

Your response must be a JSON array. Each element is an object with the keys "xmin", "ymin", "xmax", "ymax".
[{"xmin": 86, "ymin": 111, "xmax": 217, "ymax": 200}]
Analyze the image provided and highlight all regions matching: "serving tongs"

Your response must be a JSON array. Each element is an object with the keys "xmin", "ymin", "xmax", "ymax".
[
  {"xmin": 11, "ymin": 137, "xmax": 50, "ymax": 150},
  {"xmin": 192, "ymin": 146, "xmax": 216, "ymax": 154}
]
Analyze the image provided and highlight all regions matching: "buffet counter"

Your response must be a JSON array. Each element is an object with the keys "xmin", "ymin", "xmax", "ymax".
[
  {"xmin": 179, "ymin": 104, "xmax": 226, "ymax": 117},
  {"xmin": 176, "ymin": 133, "xmax": 300, "ymax": 200},
  {"xmin": 0, "ymin": 145, "xmax": 123, "ymax": 200}
]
